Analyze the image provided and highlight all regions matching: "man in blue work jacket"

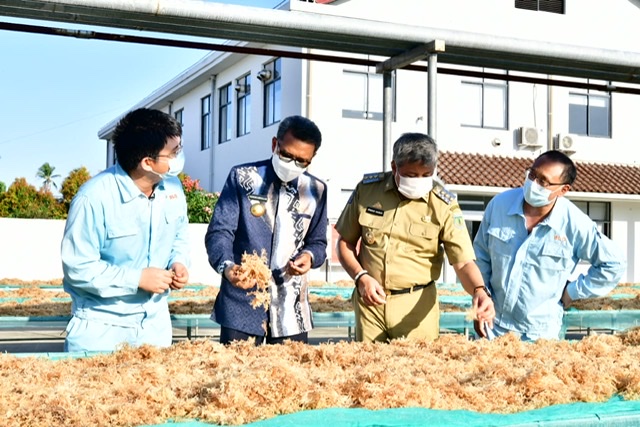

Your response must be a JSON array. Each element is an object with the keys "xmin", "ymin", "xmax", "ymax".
[
  {"xmin": 61, "ymin": 108, "xmax": 190, "ymax": 352},
  {"xmin": 205, "ymin": 115, "xmax": 328, "ymax": 345},
  {"xmin": 473, "ymin": 150, "xmax": 625, "ymax": 340}
]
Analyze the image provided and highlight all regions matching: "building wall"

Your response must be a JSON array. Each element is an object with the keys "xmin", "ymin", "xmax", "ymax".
[
  {"xmin": 1, "ymin": 210, "xmax": 635, "ymax": 284},
  {"xmin": 0, "ymin": 218, "xmax": 333, "ymax": 285}
]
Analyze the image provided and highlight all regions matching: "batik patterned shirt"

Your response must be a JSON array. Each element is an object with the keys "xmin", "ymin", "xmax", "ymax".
[{"xmin": 205, "ymin": 158, "xmax": 328, "ymax": 337}]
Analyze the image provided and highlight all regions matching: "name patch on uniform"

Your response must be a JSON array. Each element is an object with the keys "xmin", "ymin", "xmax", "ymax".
[
  {"xmin": 248, "ymin": 194, "xmax": 268, "ymax": 202},
  {"xmin": 366, "ymin": 206, "xmax": 384, "ymax": 216}
]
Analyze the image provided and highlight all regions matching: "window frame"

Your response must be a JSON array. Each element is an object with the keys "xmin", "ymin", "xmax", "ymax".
[
  {"xmin": 515, "ymin": 0, "xmax": 565, "ymax": 14},
  {"xmin": 460, "ymin": 74, "xmax": 509, "ymax": 130},
  {"xmin": 173, "ymin": 108, "xmax": 183, "ymax": 127},
  {"xmin": 236, "ymin": 74, "xmax": 251, "ymax": 137},
  {"xmin": 341, "ymin": 69, "xmax": 396, "ymax": 121},
  {"xmin": 200, "ymin": 95, "xmax": 211, "ymax": 151},
  {"xmin": 568, "ymin": 90, "xmax": 611, "ymax": 138},
  {"xmin": 263, "ymin": 58, "xmax": 282, "ymax": 127},
  {"xmin": 218, "ymin": 83, "xmax": 232, "ymax": 144},
  {"xmin": 572, "ymin": 200, "xmax": 612, "ymax": 238}
]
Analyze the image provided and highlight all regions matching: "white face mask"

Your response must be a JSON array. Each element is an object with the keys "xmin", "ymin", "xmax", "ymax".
[
  {"xmin": 151, "ymin": 150, "xmax": 185, "ymax": 180},
  {"xmin": 396, "ymin": 174, "xmax": 433, "ymax": 199},
  {"xmin": 523, "ymin": 177, "xmax": 555, "ymax": 207},
  {"xmin": 271, "ymin": 154, "xmax": 307, "ymax": 182}
]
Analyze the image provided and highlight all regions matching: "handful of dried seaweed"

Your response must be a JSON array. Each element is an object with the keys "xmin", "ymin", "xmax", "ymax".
[{"xmin": 239, "ymin": 250, "xmax": 272, "ymax": 311}]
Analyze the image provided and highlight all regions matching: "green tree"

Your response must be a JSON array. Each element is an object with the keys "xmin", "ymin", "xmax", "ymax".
[
  {"xmin": 36, "ymin": 162, "xmax": 61, "ymax": 193},
  {"xmin": 0, "ymin": 181, "xmax": 6, "ymax": 193},
  {"xmin": 60, "ymin": 166, "xmax": 92, "ymax": 212},
  {"xmin": 0, "ymin": 177, "xmax": 65, "ymax": 219}
]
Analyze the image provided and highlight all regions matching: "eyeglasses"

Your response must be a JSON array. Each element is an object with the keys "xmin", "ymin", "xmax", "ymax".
[
  {"xmin": 154, "ymin": 143, "xmax": 183, "ymax": 160},
  {"xmin": 276, "ymin": 143, "xmax": 312, "ymax": 168},
  {"xmin": 526, "ymin": 168, "xmax": 567, "ymax": 188}
]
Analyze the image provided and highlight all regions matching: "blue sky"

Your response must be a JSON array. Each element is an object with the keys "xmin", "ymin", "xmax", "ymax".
[{"xmin": 0, "ymin": 0, "xmax": 281, "ymax": 192}]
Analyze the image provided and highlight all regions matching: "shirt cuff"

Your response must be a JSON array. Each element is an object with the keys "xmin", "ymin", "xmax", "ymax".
[
  {"xmin": 565, "ymin": 279, "xmax": 579, "ymax": 301},
  {"xmin": 301, "ymin": 249, "xmax": 315, "ymax": 264},
  {"xmin": 216, "ymin": 260, "xmax": 234, "ymax": 275}
]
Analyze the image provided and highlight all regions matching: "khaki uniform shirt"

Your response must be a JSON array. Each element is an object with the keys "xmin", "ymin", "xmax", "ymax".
[{"xmin": 335, "ymin": 171, "xmax": 475, "ymax": 290}]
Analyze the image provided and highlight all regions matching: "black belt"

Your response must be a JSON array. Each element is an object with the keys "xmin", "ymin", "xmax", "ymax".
[{"xmin": 385, "ymin": 281, "xmax": 435, "ymax": 296}]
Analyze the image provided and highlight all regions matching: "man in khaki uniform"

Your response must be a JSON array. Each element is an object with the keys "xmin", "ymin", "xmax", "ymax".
[{"xmin": 335, "ymin": 133, "xmax": 494, "ymax": 342}]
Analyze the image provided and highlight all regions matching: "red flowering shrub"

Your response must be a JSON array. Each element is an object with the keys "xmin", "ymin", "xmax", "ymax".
[{"xmin": 179, "ymin": 173, "xmax": 219, "ymax": 224}]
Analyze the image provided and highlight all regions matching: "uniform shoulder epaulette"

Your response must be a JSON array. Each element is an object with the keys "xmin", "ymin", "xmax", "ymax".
[
  {"xmin": 362, "ymin": 172, "xmax": 385, "ymax": 184},
  {"xmin": 433, "ymin": 184, "xmax": 457, "ymax": 205}
]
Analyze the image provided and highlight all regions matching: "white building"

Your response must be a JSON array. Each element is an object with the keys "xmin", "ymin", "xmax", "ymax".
[{"xmin": 98, "ymin": 0, "xmax": 640, "ymax": 283}]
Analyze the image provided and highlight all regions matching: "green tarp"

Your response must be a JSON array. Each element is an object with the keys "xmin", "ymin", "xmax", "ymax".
[{"xmin": 140, "ymin": 397, "xmax": 640, "ymax": 426}]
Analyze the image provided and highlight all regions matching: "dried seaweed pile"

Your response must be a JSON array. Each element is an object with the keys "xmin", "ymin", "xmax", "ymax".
[
  {"xmin": 0, "ymin": 278, "xmax": 62, "ymax": 286},
  {"xmin": 2, "ymin": 331, "xmax": 640, "ymax": 427},
  {"xmin": 1, "ymin": 281, "xmax": 638, "ymax": 317}
]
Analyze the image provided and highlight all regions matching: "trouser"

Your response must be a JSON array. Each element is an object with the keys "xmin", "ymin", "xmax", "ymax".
[
  {"xmin": 64, "ymin": 311, "xmax": 172, "ymax": 352},
  {"xmin": 219, "ymin": 326, "xmax": 308, "ymax": 346},
  {"xmin": 353, "ymin": 283, "xmax": 439, "ymax": 343}
]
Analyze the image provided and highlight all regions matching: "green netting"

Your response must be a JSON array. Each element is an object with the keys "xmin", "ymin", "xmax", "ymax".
[
  {"xmin": 309, "ymin": 287, "xmax": 353, "ymax": 299},
  {"xmin": 1, "ymin": 310, "xmax": 639, "ymax": 336},
  {"xmin": 563, "ymin": 309, "xmax": 640, "ymax": 332},
  {"xmin": 139, "ymin": 397, "xmax": 640, "ymax": 426}
]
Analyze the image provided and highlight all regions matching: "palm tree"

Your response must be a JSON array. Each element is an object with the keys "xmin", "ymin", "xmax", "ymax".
[{"xmin": 36, "ymin": 162, "xmax": 61, "ymax": 193}]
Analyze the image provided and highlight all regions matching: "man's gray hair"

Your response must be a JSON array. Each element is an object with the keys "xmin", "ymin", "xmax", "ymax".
[{"xmin": 392, "ymin": 133, "xmax": 438, "ymax": 168}]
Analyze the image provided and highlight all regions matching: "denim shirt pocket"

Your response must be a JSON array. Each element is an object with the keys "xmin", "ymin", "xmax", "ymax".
[
  {"xmin": 164, "ymin": 209, "xmax": 183, "ymax": 225},
  {"xmin": 486, "ymin": 227, "xmax": 515, "ymax": 256},
  {"xmin": 106, "ymin": 224, "xmax": 138, "ymax": 240},
  {"xmin": 539, "ymin": 242, "xmax": 573, "ymax": 271},
  {"xmin": 105, "ymin": 224, "xmax": 139, "ymax": 255}
]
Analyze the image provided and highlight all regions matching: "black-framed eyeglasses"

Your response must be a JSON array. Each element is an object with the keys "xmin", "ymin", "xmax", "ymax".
[
  {"xmin": 154, "ymin": 143, "xmax": 183, "ymax": 160},
  {"xmin": 276, "ymin": 143, "xmax": 311, "ymax": 168},
  {"xmin": 526, "ymin": 168, "xmax": 567, "ymax": 189}
]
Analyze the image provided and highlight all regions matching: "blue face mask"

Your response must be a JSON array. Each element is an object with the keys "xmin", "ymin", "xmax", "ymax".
[
  {"xmin": 523, "ymin": 177, "xmax": 555, "ymax": 207},
  {"xmin": 151, "ymin": 150, "xmax": 185, "ymax": 180}
]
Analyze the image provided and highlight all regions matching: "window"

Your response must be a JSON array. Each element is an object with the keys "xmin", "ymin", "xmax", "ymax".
[
  {"xmin": 236, "ymin": 74, "xmax": 251, "ymax": 137},
  {"xmin": 569, "ymin": 91, "xmax": 611, "ymax": 137},
  {"xmin": 515, "ymin": 0, "xmax": 565, "ymax": 14},
  {"xmin": 174, "ymin": 108, "xmax": 183, "ymax": 127},
  {"xmin": 219, "ymin": 84, "xmax": 232, "ymax": 144},
  {"xmin": 458, "ymin": 195, "xmax": 494, "ymax": 241},
  {"xmin": 201, "ymin": 95, "xmax": 211, "ymax": 150},
  {"xmin": 573, "ymin": 201, "xmax": 611, "ymax": 237},
  {"xmin": 342, "ymin": 70, "xmax": 395, "ymax": 121},
  {"xmin": 263, "ymin": 58, "xmax": 281, "ymax": 127},
  {"xmin": 461, "ymin": 74, "xmax": 508, "ymax": 129}
]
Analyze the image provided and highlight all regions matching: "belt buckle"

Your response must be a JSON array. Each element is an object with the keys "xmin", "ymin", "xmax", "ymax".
[{"xmin": 384, "ymin": 288, "xmax": 392, "ymax": 296}]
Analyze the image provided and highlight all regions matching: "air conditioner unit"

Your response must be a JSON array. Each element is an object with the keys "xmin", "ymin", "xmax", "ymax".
[
  {"xmin": 556, "ymin": 133, "xmax": 579, "ymax": 153},
  {"xmin": 518, "ymin": 127, "xmax": 542, "ymax": 147}
]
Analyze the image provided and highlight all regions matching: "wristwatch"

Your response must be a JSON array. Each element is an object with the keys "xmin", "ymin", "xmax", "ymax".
[
  {"xmin": 473, "ymin": 285, "xmax": 491, "ymax": 297},
  {"xmin": 217, "ymin": 260, "xmax": 234, "ymax": 276}
]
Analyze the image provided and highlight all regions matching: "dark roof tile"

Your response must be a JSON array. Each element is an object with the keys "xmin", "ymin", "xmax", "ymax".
[{"xmin": 439, "ymin": 152, "xmax": 640, "ymax": 195}]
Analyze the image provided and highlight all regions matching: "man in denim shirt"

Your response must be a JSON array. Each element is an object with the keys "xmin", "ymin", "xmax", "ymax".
[
  {"xmin": 473, "ymin": 150, "xmax": 626, "ymax": 340},
  {"xmin": 61, "ymin": 108, "xmax": 190, "ymax": 352},
  {"xmin": 205, "ymin": 115, "xmax": 328, "ymax": 345}
]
